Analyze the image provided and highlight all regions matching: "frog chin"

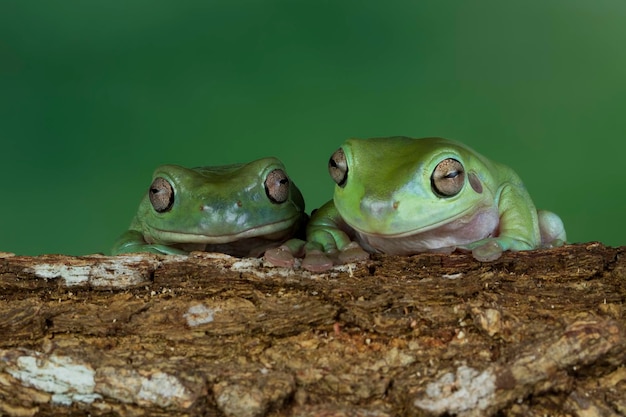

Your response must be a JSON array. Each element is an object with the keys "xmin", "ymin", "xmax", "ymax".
[
  {"xmin": 146, "ymin": 216, "xmax": 300, "ymax": 245},
  {"xmin": 347, "ymin": 205, "xmax": 478, "ymax": 239},
  {"xmin": 350, "ymin": 206, "xmax": 500, "ymax": 256}
]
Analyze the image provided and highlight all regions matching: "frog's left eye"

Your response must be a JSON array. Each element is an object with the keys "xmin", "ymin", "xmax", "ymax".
[
  {"xmin": 265, "ymin": 169, "xmax": 290, "ymax": 204},
  {"xmin": 329, "ymin": 148, "xmax": 348, "ymax": 187},
  {"xmin": 149, "ymin": 177, "xmax": 175, "ymax": 212},
  {"xmin": 431, "ymin": 158, "xmax": 465, "ymax": 197}
]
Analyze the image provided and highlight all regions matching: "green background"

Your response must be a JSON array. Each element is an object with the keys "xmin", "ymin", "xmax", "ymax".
[{"xmin": 1, "ymin": 0, "xmax": 624, "ymax": 256}]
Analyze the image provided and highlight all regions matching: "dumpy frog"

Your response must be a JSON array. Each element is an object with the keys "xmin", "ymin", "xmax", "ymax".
[
  {"xmin": 112, "ymin": 158, "xmax": 306, "ymax": 257},
  {"xmin": 294, "ymin": 137, "xmax": 566, "ymax": 271}
]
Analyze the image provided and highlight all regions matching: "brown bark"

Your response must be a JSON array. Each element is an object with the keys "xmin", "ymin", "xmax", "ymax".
[{"xmin": 0, "ymin": 243, "xmax": 624, "ymax": 417}]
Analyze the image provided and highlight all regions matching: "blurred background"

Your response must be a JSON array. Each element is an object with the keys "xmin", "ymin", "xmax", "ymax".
[{"xmin": 1, "ymin": 0, "xmax": 624, "ymax": 256}]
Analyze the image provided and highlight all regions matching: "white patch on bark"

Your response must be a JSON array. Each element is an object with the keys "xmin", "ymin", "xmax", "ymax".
[
  {"xmin": 413, "ymin": 365, "xmax": 495, "ymax": 414},
  {"xmin": 26, "ymin": 255, "xmax": 157, "ymax": 287},
  {"xmin": 184, "ymin": 303, "xmax": 220, "ymax": 326},
  {"xmin": 2, "ymin": 350, "xmax": 101, "ymax": 405}
]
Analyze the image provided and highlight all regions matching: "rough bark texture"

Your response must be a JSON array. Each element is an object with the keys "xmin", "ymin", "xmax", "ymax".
[{"xmin": 0, "ymin": 242, "xmax": 624, "ymax": 417}]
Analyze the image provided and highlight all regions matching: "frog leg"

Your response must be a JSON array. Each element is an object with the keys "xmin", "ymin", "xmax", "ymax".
[
  {"xmin": 466, "ymin": 184, "xmax": 541, "ymax": 262},
  {"xmin": 301, "ymin": 202, "xmax": 369, "ymax": 272},
  {"xmin": 301, "ymin": 240, "xmax": 370, "ymax": 273},
  {"xmin": 263, "ymin": 236, "xmax": 340, "ymax": 271},
  {"xmin": 111, "ymin": 230, "xmax": 188, "ymax": 255},
  {"xmin": 537, "ymin": 210, "xmax": 567, "ymax": 247}
]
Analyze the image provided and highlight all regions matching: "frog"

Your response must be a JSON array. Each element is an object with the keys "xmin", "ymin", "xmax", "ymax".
[
  {"xmin": 294, "ymin": 136, "xmax": 566, "ymax": 271},
  {"xmin": 111, "ymin": 157, "xmax": 307, "ymax": 258}
]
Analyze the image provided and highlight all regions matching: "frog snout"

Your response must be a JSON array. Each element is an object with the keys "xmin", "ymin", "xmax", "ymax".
[{"xmin": 360, "ymin": 199, "xmax": 400, "ymax": 218}]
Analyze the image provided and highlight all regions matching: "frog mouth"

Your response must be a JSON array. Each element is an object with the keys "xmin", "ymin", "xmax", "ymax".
[
  {"xmin": 347, "ymin": 205, "xmax": 478, "ymax": 239},
  {"xmin": 146, "ymin": 215, "xmax": 301, "ymax": 244}
]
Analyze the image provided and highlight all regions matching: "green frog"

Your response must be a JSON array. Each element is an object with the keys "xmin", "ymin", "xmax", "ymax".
[
  {"xmin": 112, "ymin": 158, "xmax": 307, "ymax": 257},
  {"xmin": 296, "ymin": 137, "xmax": 566, "ymax": 271}
]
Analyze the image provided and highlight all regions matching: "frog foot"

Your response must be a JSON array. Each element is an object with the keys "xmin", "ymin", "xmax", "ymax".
[
  {"xmin": 264, "ymin": 245, "xmax": 296, "ymax": 267},
  {"xmin": 263, "ymin": 239, "xmax": 306, "ymax": 268},
  {"xmin": 542, "ymin": 238, "xmax": 565, "ymax": 249},
  {"xmin": 301, "ymin": 242, "xmax": 369, "ymax": 272},
  {"xmin": 337, "ymin": 242, "xmax": 370, "ymax": 264},
  {"xmin": 471, "ymin": 239, "xmax": 503, "ymax": 262},
  {"xmin": 302, "ymin": 249, "xmax": 335, "ymax": 272}
]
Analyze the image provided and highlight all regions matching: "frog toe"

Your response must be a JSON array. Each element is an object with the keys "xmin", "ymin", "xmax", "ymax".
[
  {"xmin": 542, "ymin": 238, "xmax": 566, "ymax": 249},
  {"xmin": 338, "ymin": 242, "xmax": 370, "ymax": 264},
  {"xmin": 302, "ymin": 250, "xmax": 335, "ymax": 272},
  {"xmin": 264, "ymin": 245, "xmax": 296, "ymax": 268},
  {"xmin": 471, "ymin": 239, "xmax": 503, "ymax": 262},
  {"xmin": 148, "ymin": 244, "xmax": 189, "ymax": 255}
]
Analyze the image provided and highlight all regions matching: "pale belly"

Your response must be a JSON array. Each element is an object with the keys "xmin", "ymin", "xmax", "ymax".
[{"xmin": 353, "ymin": 207, "xmax": 500, "ymax": 255}]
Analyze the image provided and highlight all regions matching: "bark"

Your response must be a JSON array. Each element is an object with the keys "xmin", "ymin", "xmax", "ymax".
[{"xmin": 0, "ymin": 242, "xmax": 624, "ymax": 417}]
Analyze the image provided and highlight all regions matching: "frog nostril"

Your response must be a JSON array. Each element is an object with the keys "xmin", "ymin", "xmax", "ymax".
[{"xmin": 393, "ymin": 201, "xmax": 399, "ymax": 210}]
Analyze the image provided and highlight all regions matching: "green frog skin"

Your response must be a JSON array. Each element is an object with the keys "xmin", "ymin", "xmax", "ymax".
[
  {"xmin": 302, "ymin": 136, "xmax": 566, "ymax": 271},
  {"xmin": 112, "ymin": 158, "xmax": 306, "ymax": 257}
]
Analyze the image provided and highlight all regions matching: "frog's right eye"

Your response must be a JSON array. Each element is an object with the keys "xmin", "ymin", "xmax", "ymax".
[
  {"xmin": 329, "ymin": 148, "xmax": 348, "ymax": 187},
  {"xmin": 265, "ymin": 169, "xmax": 290, "ymax": 204},
  {"xmin": 149, "ymin": 177, "xmax": 174, "ymax": 213}
]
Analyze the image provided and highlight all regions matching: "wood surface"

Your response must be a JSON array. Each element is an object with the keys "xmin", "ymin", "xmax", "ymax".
[{"xmin": 0, "ymin": 243, "xmax": 624, "ymax": 416}]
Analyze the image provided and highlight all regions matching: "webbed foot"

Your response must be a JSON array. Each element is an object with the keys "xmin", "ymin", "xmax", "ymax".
[
  {"xmin": 337, "ymin": 242, "xmax": 370, "ymax": 264},
  {"xmin": 471, "ymin": 239, "xmax": 503, "ymax": 262},
  {"xmin": 263, "ymin": 239, "xmax": 306, "ymax": 268},
  {"xmin": 264, "ymin": 245, "xmax": 296, "ymax": 267},
  {"xmin": 302, "ymin": 241, "xmax": 370, "ymax": 272},
  {"xmin": 302, "ymin": 249, "xmax": 335, "ymax": 272}
]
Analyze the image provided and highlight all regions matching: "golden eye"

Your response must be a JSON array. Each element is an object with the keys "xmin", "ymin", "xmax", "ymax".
[
  {"xmin": 149, "ymin": 177, "xmax": 174, "ymax": 212},
  {"xmin": 431, "ymin": 158, "xmax": 465, "ymax": 197},
  {"xmin": 328, "ymin": 148, "xmax": 348, "ymax": 187},
  {"xmin": 265, "ymin": 169, "xmax": 290, "ymax": 204}
]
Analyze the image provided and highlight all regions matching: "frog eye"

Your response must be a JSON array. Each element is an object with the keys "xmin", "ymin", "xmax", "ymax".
[
  {"xmin": 265, "ymin": 169, "xmax": 290, "ymax": 204},
  {"xmin": 328, "ymin": 148, "xmax": 348, "ymax": 187},
  {"xmin": 431, "ymin": 158, "xmax": 465, "ymax": 197},
  {"xmin": 149, "ymin": 177, "xmax": 175, "ymax": 212}
]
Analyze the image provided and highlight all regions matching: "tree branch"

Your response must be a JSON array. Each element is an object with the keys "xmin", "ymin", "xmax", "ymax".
[{"xmin": 1, "ymin": 243, "xmax": 624, "ymax": 416}]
